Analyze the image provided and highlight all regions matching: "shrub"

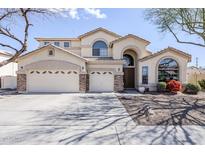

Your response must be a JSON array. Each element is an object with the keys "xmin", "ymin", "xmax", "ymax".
[
  {"xmin": 184, "ymin": 83, "xmax": 200, "ymax": 94},
  {"xmin": 167, "ymin": 80, "xmax": 182, "ymax": 92},
  {"xmin": 157, "ymin": 82, "xmax": 167, "ymax": 92},
  {"xmin": 198, "ymin": 79, "xmax": 205, "ymax": 90}
]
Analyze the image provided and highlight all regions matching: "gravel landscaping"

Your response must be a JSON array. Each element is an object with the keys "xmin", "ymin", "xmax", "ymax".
[{"xmin": 118, "ymin": 92, "xmax": 205, "ymax": 125}]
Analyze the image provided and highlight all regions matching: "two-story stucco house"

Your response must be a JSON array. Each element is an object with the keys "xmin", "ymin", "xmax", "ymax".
[{"xmin": 16, "ymin": 27, "xmax": 191, "ymax": 93}]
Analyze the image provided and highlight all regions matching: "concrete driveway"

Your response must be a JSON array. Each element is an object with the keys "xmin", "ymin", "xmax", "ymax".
[
  {"xmin": 0, "ymin": 93, "xmax": 204, "ymax": 145},
  {"xmin": 0, "ymin": 93, "xmax": 135, "ymax": 144}
]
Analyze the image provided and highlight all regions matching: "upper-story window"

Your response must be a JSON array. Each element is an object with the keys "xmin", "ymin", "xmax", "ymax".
[
  {"xmin": 64, "ymin": 42, "xmax": 70, "ymax": 48},
  {"xmin": 44, "ymin": 42, "xmax": 49, "ymax": 46},
  {"xmin": 54, "ymin": 42, "xmax": 60, "ymax": 46},
  {"xmin": 92, "ymin": 41, "xmax": 108, "ymax": 57}
]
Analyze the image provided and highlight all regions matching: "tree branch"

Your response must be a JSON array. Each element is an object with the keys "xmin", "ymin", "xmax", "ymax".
[
  {"xmin": 0, "ymin": 27, "xmax": 24, "ymax": 45},
  {"xmin": 0, "ymin": 9, "xmax": 18, "ymax": 20},
  {"xmin": 0, "ymin": 42, "xmax": 19, "ymax": 52},
  {"xmin": 0, "ymin": 8, "xmax": 55, "ymax": 67},
  {"xmin": 166, "ymin": 24, "xmax": 205, "ymax": 47}
]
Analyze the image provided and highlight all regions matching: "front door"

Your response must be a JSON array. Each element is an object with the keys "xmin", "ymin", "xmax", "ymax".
[{"xmin": 123, "ymin": 68, "xmax": 135, "ymax": 88}]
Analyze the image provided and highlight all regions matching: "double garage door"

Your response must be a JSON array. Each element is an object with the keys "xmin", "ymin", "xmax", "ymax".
[
  {"xmin": 27, "ymin": 70, "xmax": 114, "ymax": 92},
  {"xmin": 27, "ymin": 70, "xmax": 79, "ymax": 92}
]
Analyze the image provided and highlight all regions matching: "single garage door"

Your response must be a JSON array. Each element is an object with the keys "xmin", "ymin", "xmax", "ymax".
[
  {"xmin": 89, "ymin": 71, "xmax": 114, "ymax": 92},
  {"xmin": 27, "ymin": 70, "xmax": 79, "ymax": 92}
]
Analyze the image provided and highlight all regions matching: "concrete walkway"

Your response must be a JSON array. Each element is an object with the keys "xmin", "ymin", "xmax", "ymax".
[{"xmin": 0, "ymin": 93, "xmax": 204, "ymax": 144}]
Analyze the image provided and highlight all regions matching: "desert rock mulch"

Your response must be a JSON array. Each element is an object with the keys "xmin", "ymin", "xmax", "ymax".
[{"xmin": 118, "ymin": 94, "xmax": 205, "ymax": 125}]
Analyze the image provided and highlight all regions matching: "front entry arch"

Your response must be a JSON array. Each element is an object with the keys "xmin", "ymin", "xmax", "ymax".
[{"xmin": 123, "ymin": 50, "xmax": 136, "ymax": 89}]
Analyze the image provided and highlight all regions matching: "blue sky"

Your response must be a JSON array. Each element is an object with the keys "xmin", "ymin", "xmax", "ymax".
[{"xmin": 1, "ymin": 8, "xmax": 205, "ymax": 67}]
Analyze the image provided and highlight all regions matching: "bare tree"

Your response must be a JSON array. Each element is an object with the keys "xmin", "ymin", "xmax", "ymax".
[
  {"xmin": 0, "ymin": 8, "xmax": 52, "ymax": 67},
  {"xmin": 144, "ymin": 8, "xmax": 205, "ymax": 47}
]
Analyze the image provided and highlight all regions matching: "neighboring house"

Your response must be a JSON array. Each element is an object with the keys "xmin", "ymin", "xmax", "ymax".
[
  {"xmin": 0, "ymin": 50, "xmax": 17, "ymax": 88},
  {"xmin": 16, "ymin": 27, "xmax": 191, "ymax": 93},
  {"xmin": 187, "ymin": 66, "xmax": 205, "ymax": 85}
]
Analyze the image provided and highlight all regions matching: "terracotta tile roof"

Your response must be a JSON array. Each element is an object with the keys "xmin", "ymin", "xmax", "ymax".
[
  {"xmin": 110, "ymin": 34, "xmax": 150, "ymax": 46},
  {"xmin": 78, "ymin": 27, "xmax": 121, "ymax": 39},
  {"xmin": 139, "ymin": 47, "xmax": 192, "ymax": 62},
  {"xmin": 35, "ymin": 38, "xmax": 79, "ymax": 41},
  {"xmin": 18, "ymin": 44, "xmax": 87, "ymax": 61}
]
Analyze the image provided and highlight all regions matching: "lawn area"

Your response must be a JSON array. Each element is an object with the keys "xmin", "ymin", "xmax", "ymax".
[{"xmin": 118, "ymin": 92, "xmax": 205, "ymax": 125}]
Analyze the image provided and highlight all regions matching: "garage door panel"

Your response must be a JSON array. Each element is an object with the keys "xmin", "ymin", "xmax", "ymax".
[
  {"xmin": 89, "ymin": 71, "xmax": 114, "ymax": 92},
  {"xmin": 28, "ymin": 70, "xmax": 79, "ymax": 92}
]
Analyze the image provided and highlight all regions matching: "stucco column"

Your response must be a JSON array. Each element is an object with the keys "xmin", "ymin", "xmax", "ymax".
[
  {"xmin": 79, "ymin": 74, "xmax": 89, "ymax": 92},
  {"xmin": 114, "ymin": 75, "xmax": 124, "ymax": 92},
  {"xmin": 17, "ymin": 74, "xmax": 27, "ymax": 93}
]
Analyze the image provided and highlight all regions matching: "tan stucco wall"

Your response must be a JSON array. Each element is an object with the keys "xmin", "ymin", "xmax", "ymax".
[
  {"xmin": 18, "ymin": 47, "xmax": 86, "ymax": 74},
  {"xmin": 138, "ymin": 51, "xmax": 189, "ymax": 90},
  {"xmin": 81, "ymin": 31, "xmax": 118, "ymax": 57},
  {"xmin": 112, "ymin": 37, "xmax": 151, "ymax": 60}
]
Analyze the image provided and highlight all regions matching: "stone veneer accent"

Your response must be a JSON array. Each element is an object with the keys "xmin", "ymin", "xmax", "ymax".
[
  {"xmin": 79, "ymin": 74, "xmax": 89, "ymax": 92},
  {"xmin": 17, "ymin": 74, "xmax": 27, "ymax": 92},
  {"xmin": 114, "ymin": 75, "xmax": 124, "ymax": 92}
]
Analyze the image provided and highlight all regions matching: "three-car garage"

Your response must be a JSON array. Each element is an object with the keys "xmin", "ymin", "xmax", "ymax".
[{"xmin": 26, "ymin": 70, "xmax": 114, "ymax": 93}]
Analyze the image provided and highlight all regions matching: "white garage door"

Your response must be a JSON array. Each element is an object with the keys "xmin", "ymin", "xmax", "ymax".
[
  {"xmin": 89, "ymin": 71, "xmax": 114, "ymax": 92},
  {"xmin": 27, "ymin": 70, "xmax": 79, "ymax": 92}
]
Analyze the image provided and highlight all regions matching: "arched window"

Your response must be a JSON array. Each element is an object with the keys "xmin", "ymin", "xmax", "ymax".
[
  {"xmin": 158, "ymin": 58, "xmax": 179, "ymax": 82},
  {"xmin": 92, "ymin": 41, "xmax": 108, "ymax": 57},
  {"xmin": 123, "ymin": 54, "xmax": 134, "ymax": 66}
]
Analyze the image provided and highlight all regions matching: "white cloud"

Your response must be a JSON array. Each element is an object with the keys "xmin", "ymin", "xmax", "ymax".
[
  {"xmin": 68, "ymin": 9, "xmax": 80, "ymax": 19},
  {"xmin": 84, "ymin": 8, "xmax": 107, "ymax": 19},
  {"xmin": 48, "ymin": 8, "xmax": 106, "ymax": 20}
]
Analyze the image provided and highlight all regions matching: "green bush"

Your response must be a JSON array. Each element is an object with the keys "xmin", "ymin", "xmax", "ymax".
[
  {"xmin": 184, "ymin": 83, "xmax": 200, "ymax": 94},
  {"xmin": 198, "ymin": 79, "xmax": 205, "ymax": 90},
  {"xmin": 157, "ymin": 82, "xmax": 167, "ymax": 92}
]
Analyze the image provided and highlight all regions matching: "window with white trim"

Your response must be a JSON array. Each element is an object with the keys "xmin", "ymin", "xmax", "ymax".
[
  {"xmin": 44, "ymin": 42, "xmax": 49, "ymax": 46},
  {"xmin": 158, "ymin": 58, "xmax": 179, "ymax": 82},
  {"xmin": 142, "ymin": 66, "xmax": 148, "ymax": 84},
  {"xmin": 92, "ymin": 41, "xmax": 108, "ymax": 57},
  {"xmin": 64, "ymin": 42, "xmax": 70, "ymax": 48},
  {"xmin": 54, "ymin": 42, "xmax": 60, "ymax": 46}
]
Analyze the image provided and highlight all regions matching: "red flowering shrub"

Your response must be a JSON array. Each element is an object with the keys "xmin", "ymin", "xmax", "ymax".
[{"xmin": 167, "ymin": 80, "xmax": 182, "ymax": 92}]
